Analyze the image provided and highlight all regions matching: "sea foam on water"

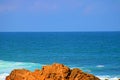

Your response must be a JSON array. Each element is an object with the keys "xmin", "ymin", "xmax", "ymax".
[
  {"xmin": 0, "ymin": 73, "xmax": 9, "ymax": 80},
  {"xmin": 97, "ymin": 75, "xmax": 120, "ymax": 80}
]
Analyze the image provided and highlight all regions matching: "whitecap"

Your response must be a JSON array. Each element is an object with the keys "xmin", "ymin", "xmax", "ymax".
[
  {"xmin": 0, "ymin": 73, "xmax": 9, "ymax": 80},
  {"xmin": 96, "ymin": 65, "xmax": 104, "ymax": 68},
  {"xmin": 97, "ymin": 75, "xmax": 120, "ymax": 80}
]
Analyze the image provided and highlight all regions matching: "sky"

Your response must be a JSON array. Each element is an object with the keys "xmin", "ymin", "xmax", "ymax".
[{"xmin": 0, "ymin": 0, "xmax": 120, "ymax": 32}]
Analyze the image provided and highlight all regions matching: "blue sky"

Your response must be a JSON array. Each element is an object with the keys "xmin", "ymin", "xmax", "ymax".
[{"xmin": 0, "ymin": 0, "xmax": 120, "ymax": 32}]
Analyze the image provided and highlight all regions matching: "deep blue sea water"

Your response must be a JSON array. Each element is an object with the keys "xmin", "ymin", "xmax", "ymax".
[{"xmin": 0, "ymin": 32, "xmax": 120, "ymax": 80}]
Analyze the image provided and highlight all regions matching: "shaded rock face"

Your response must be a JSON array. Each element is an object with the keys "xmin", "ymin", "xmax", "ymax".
[{"xmin": 6, "ymin": 63, "xmax": 100, "ymax": 80}]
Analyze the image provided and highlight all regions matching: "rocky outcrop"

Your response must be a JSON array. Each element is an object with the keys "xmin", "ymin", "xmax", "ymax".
[{"xmin": 6, "ymin": 63, "xmax": 100, "ymax": 80}]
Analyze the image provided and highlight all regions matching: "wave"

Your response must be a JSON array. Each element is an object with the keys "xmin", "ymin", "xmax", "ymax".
[
  {"xmin": 97, "ymin": 75, "xmax": 120, "ymax": 80},
  {"xmin": 0, "ymin": 60, "xmax": 43, "ymax": 80},
  {"xmin": 0, "ymin": 60, "xmax": 120, "ymax": 80},
  {"xmin": 0, "ymin": 73, "xmax": 9, "ymax": 80},
  {"xmin": 0, "ymin": 60, "xmax": 42, "ymax": 73},
  {"xmin": 96, "ymin": 65, "xmax": 104, "ymax": 68}
]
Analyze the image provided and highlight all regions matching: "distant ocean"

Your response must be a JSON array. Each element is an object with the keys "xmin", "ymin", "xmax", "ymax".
[{"xmin": 0, "ymin": 32, "xmax": 120, "ymax": 80}]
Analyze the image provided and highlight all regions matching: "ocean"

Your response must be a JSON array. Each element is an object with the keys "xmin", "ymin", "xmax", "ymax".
[{"xmin": 0, "ymin": 32, "xmax": 120, "ymax": 80}]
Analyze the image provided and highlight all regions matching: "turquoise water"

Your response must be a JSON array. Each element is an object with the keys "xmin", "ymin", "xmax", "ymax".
[{"xmin": 0, "ymin": 32, "xmax": 120, "ymax": 79}]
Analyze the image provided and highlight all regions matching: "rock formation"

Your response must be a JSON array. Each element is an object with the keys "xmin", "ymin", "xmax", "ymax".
[{"xmin": 6, "ymin": 63, "xmax": 100, "ymax": 80}]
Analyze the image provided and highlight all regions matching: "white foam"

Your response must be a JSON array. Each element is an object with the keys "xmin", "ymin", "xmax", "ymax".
[
  {"xmin": 97, "ymin": 75, "xmax": 120, "ymax": 80},
  {"xmin": 96, "ymin": 65, "xmax": 104, "ymax": 68},
  {"xmin": 0, "ymin": 73, "xmax": 9, "ymax": 80}
]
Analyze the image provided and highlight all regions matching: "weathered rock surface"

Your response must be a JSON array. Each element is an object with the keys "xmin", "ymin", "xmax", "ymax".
[{"xmin": 6, "ymin": 63, "xmax": 100, "ymax": 80}]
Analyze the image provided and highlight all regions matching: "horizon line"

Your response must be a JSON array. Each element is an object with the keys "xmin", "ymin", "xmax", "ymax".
[{"xmin": 0, "ymin": 31, "xmax": 120, "ymax": 33}]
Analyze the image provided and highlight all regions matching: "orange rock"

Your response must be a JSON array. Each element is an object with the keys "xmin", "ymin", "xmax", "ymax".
[{"xmin": 6, "ymin": 63, "xmax": 100, "ymax": 80}]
